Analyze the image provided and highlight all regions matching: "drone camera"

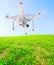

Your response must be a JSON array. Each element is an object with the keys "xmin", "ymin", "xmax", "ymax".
[{"xmin": 26, "ymin": 24, "xmax": 29, "ymax": 28}]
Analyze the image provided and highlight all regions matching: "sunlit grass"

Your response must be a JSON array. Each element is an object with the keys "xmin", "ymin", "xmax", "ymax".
[{"xmin": 0, "ymin": 35, "xmax": 54, "ymax": 65}]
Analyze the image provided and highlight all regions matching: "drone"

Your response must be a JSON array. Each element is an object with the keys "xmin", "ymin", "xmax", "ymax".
[{"xmin": 5, "ymin": 1, "xmax": 44, "ymax": 34}]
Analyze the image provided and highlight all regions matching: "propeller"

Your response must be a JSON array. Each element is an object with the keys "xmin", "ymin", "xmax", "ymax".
[
  {"xmin": 6, "ymin": 15, "xmax": 9, "ymax": 18},
  {"xmin": 38, "ymin": 12, "xmax": 41, "ymax": 15},
  {"xmin": 24, "ymin": 10, "xmax": 45, "ymax": 17},
  {"xmin": 38, "ymin": 10, "xmax": 45, "ymax": 15},
  {"xmin": 20, "ymin": 2, "xmax": 23, "ymax": 5},
  {"xmin": 5, "ymin": 14, "xmax": 10, "ymax": 19}
]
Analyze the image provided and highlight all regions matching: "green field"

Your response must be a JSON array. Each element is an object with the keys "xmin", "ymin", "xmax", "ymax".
[{"xmin": 0, "ymin": 35, "xmax": 54, "ymax": 65}]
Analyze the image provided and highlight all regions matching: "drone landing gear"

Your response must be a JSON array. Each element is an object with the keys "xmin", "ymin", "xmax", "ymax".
[
  {"xmin": 12, "ymin": 20, "xmax": 15, "ymax": 30},
  {"xmin": 32, "ymin": 29, "xmax": 34, "ymax": 31},
  {"xmin": 12, "ymin": 28, "xmax": 15, "ymax": 30},
  {"xmin": 25, "ymin": 33, "xmax": 27, "ymax": 35}
]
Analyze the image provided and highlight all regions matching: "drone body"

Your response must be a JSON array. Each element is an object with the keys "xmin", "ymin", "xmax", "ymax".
[{"xmin": 6, "ymin": 1, "xmax": 43, "ymax": 34}]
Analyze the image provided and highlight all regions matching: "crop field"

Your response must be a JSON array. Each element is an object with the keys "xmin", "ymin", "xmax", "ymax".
[{"xmin": 0, "ymin": 35, "xmax": 54, "ymax": 65}]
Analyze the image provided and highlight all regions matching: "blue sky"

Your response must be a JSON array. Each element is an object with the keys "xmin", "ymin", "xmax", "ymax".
[{"xmin": 0, "ymin": 0, "xmax": 54, "ymax": 36}]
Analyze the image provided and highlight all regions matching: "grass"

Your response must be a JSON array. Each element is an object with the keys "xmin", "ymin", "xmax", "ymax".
[{"xmin": 0, "ymin": 35, "xmax": 54, "ymax": 65}]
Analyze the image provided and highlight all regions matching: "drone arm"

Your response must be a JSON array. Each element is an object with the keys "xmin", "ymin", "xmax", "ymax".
[
  {"xmin": 31, "ymin": 19, "xmax": 34, "ymax": 31},
  {"xmin": 17, "ymin": 2, "xmax": 24, "ymax": 15},
  {"xmin": 5, "ymin": 15, "xmax": 20, "ymax": 21},
  {"xmin": 6, "ymin": 16, "xmax": 15, "ymax": 20},
  {"xmin": 30, "ymin": 15, "xmax": 41, "ymax": 19},
  {"xmin": 29, "ymin": 12, "xmax": 44, "ymax": 19}
]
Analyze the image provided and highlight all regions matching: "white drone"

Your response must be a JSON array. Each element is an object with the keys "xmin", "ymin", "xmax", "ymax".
[{"xmin": 6, "ymin": 1, "xmax": 44, "ymax": 34}]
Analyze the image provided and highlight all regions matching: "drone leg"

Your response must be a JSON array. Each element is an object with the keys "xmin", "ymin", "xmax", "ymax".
[
  {"xmin": 24, "ymin": 27, "xmax": 27, "ymax": 35},
  {"xmin": 12, "ymin": 21, "xmax": 15, "ymax": 30},
  {"xmin": 31, "ymin": 19, "xmax": 34, "ymax": 31}
]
